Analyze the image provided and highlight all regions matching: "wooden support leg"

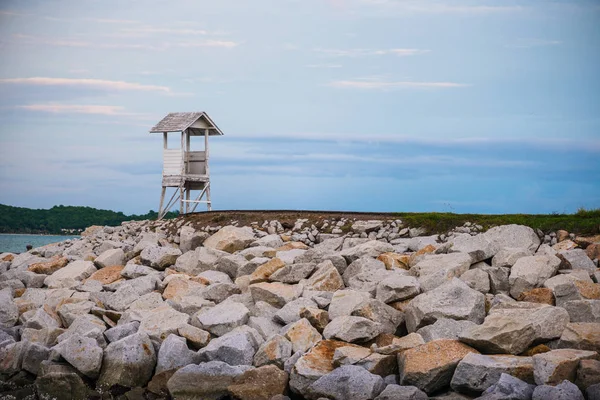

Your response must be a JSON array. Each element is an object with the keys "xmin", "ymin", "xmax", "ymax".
[
  {"xmin": 206, "ymin": 182, "xmax": 212, "ymax": 211},
  {"xmin": 179, "ymin": 186, "xmax": 184, "ymax": 215},
  {"xmin": 158, "ymin": 187, "xmax": 166, "ymax": 220},
  {"xmin": 185, "ymin": 186, "xmax": 190, "ymax": 214}
]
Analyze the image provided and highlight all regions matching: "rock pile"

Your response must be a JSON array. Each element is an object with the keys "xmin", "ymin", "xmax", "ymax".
[{"xmin": 1, "ymin": 217, "xmax": 600, "ymax": 400}]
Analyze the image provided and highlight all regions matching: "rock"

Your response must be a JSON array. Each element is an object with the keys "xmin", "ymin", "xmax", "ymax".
[
  {"xmin": 138, "ymin": 304, "xmax": 190, "ymax": 342},
  {"xmin": 28, "ymin": 256, "xmax": 69, "ymax": 274},
  {"xmin": 405, "ymin": 278, "xmax": 485, "ymax": 332},
  {"xmin": 198, "ymin": 327, "xmax": 259, "ymax": 366},
  {"xmin": 492, "ymin": 248, "xmax": 532, "ymax": 268},
  {"xmin": 340, "ymin": 240, "xmax": 394, "ymax": 264},
  {"xmin": 558, "ymin": 322, "xmax": 600, "ymax": 353},
  {"xmin": 576, "ymin": 359, "xmax": 600, "ymax": 391},
  {"xmin": 167, "ymin": 361, "xmax": 253, "ymax": 400},
  {"xmin": 343, "ymin": 257, "xmax": 387, "ymax": 286},
  {"xmin": 376, "ymin": 275, "xmax": 420, "ymax": 303},
  {"xmin": 303, "ymin": 260, "xmax": 345, "ymax": 292},
  {"xmin": 374, "ymin": 384, "xmax": 427, "ymax": 400},
  {"xmin": 533, "ymin": 348, "xmax": 599, "ymax": 385},
  {"xmin": 377, "ymin": 253, "xmax": 410, "ymax": 270},
  {"xmin": 249, "ymin": 282, "xmax": 302, "ymax": 308},
  {"xmin": 532, "ymin": 380, "xmax": 585, "ymax": 400},
  {"xmin": 251, "ymin": 234, "xmax": 284, "ymax": 249},
  {"xmin": 459, "ymin": 268, "xmax": 490, "ymax": 294},
  {"xmin": 479, "ymin": 373, "xmax": 535, "ymax": 400},
  {"xmin": 275, "ymin": 298, "xmax": 317, "ymax": 325},
  {"xmin": 398, "ymin": 339, "xmax": 479, "ymax": 394},
  {"xmin": 54, "ymin": 333, "xmax": 103, "ymax": 378},
  {"xmin": 270, "ymin": 262, "xmax": 316, "ymax": 284},
  {"xmin": 282, "ymin": 318, "xmax": 322, "ymax": 353},
  {"xmin": 351, "ymin": 299, "xmax": 404, "ymax": 335},
  {"xmin": 450, "ymin": 353, "xmax": 534, "ymax": 394},
  {"xmin": 249, "ymin": 258, "xmax": 285, "ymax": 283},
  {"xmin": 35, "ymin": 361, "xmax": 90, "ymax": 400},
  {"xmin": 450, "ymin": 233, "xmax": 496, "ymax": 263},
  {"xmin": 417, "ymin": 318, "xmax": 477, "ymax": 342},
  {"xmin": 120, "ymin": 262, "xmax": 156, "ymax": 279},
  {"xmin": 0, "ymin": 288, "xmax": 18, "ymax": 328},
  {"xmin": 563, "ymin": 299, "xmax": 600, "ymax": 322},
  {"xmin": 509, "ymin": 255, "xmax": 561, "ymax": 298},
  {"xmin": 253, "ymin": 334, "xmax": 292, "ymax": 368},
  {"xmin": 178, "ymin": 324, "xmax": 211, "ymax": 349},
  {"xmin": 105, "ymin": 321, "xmax": 140, "ymax": 343},
  {"xmin": 328, "ymin": 290, "xmax": 372, "ymax": 319},
  {"xmin": 140, "ymin": 245, "xmax": 181, "ymax": 270},
  {"xmin": 306, "ymin": 365, "xmax": 385, "ymax": 400},
  {"xmin": 323, "ymin": 316, "xmax": 381, "ymax": 343},
  {"xmin": 175, "ymin": 247, "xmax": 228, "ymax": 276},
  {"xmin": 216, "ymin": 254, "xmax": 248, "ymax": 278},
  {"xmin": 276, "ymin": 249, "xmax": 307, "ymax": 265},
  {"xmin": 484, "ymin": 225, "xmax": 541, "ymax": 254},
  {"xmin": 300, "ymin": 307, "xmax": 329, "ymax": 332},
  {"xmin": 411, "ymin": 253, "xmax": 472, "ymax": 291},
  {"xmin": 202, "ymin": 283, "xmax": 241, "ymax": 303},
  {"xmin": 480, "ymin": 265, "xmax": 511, "ymax": 294},
  {"xmin": 179, "ymin": 226, "xmax": 209, "ymax": 253},
  {"xmin": 86, "ymin": 265, "xmax": 124, "ymax": 284},
  {"xmin": 156, "ymin": 334, "xmax": 200, "ymax": 374},
  {"xmin": 373, "ymin": 333, "xmax": 425, "ymax": 355},
  {"xmin": 204, "ymin": 225, "xmax": 256, "ymax": 253},
  {"xmin": 44, "ymin": 260, "xmax": 97, "ymax": 288},
  {"xmin": 332, "ymin": 345, "xmax": 371, "ymax": 366},
  {"xmin": 459, "ymin": 302, "xmax": 569, "ymax": 355},
  {"xmin": 196, "ymin": 301, "xmax": 250, "ymax": 337},
  {"xmin": 289, "ymin": 340, "xmax": 351, "ymax": 394},
  {"xmin": 352, "ymin": 220, "xmax": 383, "ymax": 234},
  {"xmin": 558, "ymin": 249, "xmax": 597, "ymax": 274},
  {"xmin": 227, "ymin": 364, "xmax": 289, "ymax": 400},
  {"xmin": 22, "ymin": 341, "xmax": 51, "ymax": 375},
  {"xmin": 94, "ymin": 248, "xmax": 125, "ymax": 268},
  {"xmin": 97, "ymin": 332, "xmax": 157, "ymax": 390},
  {"xmin": 517, "ymin": 287, "xmax": 554, "ymax": 305}
]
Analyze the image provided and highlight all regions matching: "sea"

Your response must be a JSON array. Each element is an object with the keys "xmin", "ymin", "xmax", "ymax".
[{"xmin": 0, "ymin": 234, "xmax": 79, "ymax": 254}]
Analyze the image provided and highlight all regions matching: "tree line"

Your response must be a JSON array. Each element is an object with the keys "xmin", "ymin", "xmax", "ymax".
[{"xmin": 0, "ymin": 204, "xmax": 178, "ymax": 234}]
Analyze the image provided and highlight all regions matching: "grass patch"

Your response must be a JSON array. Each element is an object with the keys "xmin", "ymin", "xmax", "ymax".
[{"xmin": 391, "ymin": 209, "xmax": 600, "ymax": 236}]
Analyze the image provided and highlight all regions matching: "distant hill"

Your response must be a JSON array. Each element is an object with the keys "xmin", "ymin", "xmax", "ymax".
[{"xmin": 0, "ymin": 204, "xmax": 178, "ymax": 234}]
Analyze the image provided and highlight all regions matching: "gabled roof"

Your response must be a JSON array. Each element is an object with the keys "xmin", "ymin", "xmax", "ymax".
[{"xmin": 149, "ymin": 112, "xmax": 224, "ymax": 136}]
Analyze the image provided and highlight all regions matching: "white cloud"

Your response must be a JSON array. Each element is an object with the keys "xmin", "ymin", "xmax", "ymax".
[
  {"xmin": 118, "ymin": 27, "xmax": 209, "ymax": 36},
  {"xmin": 328, "ymin": 79, "xmax": 469, "ymax": 89},
  {"xmin": 0, "ymin": 77, "xmax": 172, "ymax": 93},
  {"xmin": 306, "ymin": 64, "xmax": 343, "ymax": 68},
  {"xmin": 354, "ymin": 1, "xmax": 524, "ymax": 14},
  {"xmin": 15, "ymin": 104, "xmax": 144, "ymax": 117},
  {"xmin": 11, "ymin": 34, "xmax": 239, "ymax": 50},
  {"xmin": 315, "ymin": 48, "xmax": 429, "ymax": 57},
  {"xmin": 505, "ymin": 38, "xmax": 563, "ymax": 49}
]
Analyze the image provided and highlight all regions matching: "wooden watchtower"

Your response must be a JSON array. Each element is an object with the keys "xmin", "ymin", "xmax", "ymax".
[{"xmin": 150, "ymin": 112, "xmax": 223, "ymax": 219}]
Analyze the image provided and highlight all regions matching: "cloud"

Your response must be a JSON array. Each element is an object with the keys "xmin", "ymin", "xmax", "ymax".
[
  {"xmin": 354, "ymin": 1, "xmax": 524, "ymax": 14},
  {"xmin": 118, "ymin": 27, "xmax": 209, "ymax": 36},
  {"xmin": 505, "ymin": 38, "xmax": 563, "ymax": 49},
  {"xmin": 0, "ymin": 77, "xmax": 172, "ymax": 93},
  {"xmin": 314, "ymin": 48, "xmax": 429, "ymax": 57},
  {"xmin": 10, "ymin": 33, "xmax": 239, "ymax": 50},
  {"xmin": 328, "ymin": 79, "xmax": 469, "ymax": 89},
  {"xmin": 306, "ymin": 64, "xmax": 343, "ymax": 68},
  {"xmin": 15, "ymin": 104, "xmax": 142, "ymax": 116}
]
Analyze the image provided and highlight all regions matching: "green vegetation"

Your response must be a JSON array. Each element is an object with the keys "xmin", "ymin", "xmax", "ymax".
[
  {"xmin": 391, "ymin": 208, "xmax": 600, "ymax": 236},
  {"xmin": 0, "ymin": 204, "xmax": 178, "ymax": 234}
]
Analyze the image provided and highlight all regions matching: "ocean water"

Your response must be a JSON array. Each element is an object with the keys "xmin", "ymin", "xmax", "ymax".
[{"xmin": 0, "ymin": 234, "xmax": 79, "ymax": 254}]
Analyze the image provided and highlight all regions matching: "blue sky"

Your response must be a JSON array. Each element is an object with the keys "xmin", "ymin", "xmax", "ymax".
[{"xmin": 0, "ymin": 0, "xmax": 599, "ymax": 215}]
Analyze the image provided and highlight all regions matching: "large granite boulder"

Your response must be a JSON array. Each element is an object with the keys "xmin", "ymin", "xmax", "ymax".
[
  {"xmin": 405, "ymin": 278, "xmax": 486, "ymax": 332},
  {"xmin": 203, "ymin": 226, "xmax": 255, "ymax": 253}
]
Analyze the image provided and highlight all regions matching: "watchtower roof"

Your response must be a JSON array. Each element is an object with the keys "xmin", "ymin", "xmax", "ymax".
[{"xmin": 149, "ymin": 112, "xmax": 224, "ymax": 136}]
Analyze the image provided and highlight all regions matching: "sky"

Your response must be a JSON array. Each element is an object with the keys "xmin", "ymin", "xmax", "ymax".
[{"xmin": 0, "ymin": 0, "xmax": 599, "ymax": 215}]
